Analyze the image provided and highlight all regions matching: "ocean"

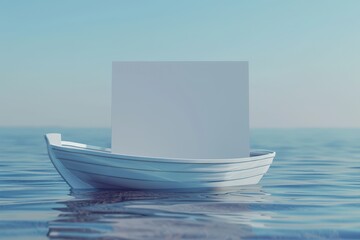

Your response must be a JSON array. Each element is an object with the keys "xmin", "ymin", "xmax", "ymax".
[{"xmin": 0, "ymin": 128, "xmax": 359, "ymax": 239}]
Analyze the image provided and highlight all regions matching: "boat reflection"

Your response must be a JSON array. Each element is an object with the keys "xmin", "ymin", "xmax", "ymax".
[{"xmin": 48, "ymin": 185, "xmax": 272, "ymax": 239}]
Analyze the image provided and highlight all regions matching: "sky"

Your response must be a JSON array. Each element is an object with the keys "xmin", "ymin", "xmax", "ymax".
[{"xmin": 0, "ymin": 0, "xmax": 359, "ymax": 128}]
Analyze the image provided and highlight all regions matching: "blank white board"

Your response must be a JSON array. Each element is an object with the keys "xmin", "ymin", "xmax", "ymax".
[{"xmin": 112, "ymin": 61, "xmax": 249, "ymax": 159}]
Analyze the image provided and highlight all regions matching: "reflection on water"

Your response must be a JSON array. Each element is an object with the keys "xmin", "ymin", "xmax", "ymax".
[{"xmin": 48, "ymin": 186, "xmax": 271, "ymax": 239}]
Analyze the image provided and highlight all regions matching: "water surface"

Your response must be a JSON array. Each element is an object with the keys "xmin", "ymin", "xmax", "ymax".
[{"xmin": 0, "ymin": 128, "xmax": 359, "ymax": 239}]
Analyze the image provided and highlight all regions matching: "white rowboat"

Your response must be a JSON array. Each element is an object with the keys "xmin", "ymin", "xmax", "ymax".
[{"xmin": 45, "ymin": 133, "xmax": 275, "ymax": 190}]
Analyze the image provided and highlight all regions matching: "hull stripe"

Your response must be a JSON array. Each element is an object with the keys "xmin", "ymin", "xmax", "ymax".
[{"xmin": 58, "ymin": 156, "xmax": 271, "ymax": 174}]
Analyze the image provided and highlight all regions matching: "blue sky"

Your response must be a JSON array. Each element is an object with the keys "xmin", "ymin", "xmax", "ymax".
[{"xmin": 1, "ymin": 0, "xmax": 359, "ymax": 128}]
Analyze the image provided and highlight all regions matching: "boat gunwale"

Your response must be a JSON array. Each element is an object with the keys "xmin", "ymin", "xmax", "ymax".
[{"xmin": 49, "ymin": 140, "xmax": 275, "ymax": 164}]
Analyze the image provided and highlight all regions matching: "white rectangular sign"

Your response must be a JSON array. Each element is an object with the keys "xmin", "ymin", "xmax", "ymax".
[{"xmin": 112, "ymin": 61, "xmax": 249, "ymax": 159}]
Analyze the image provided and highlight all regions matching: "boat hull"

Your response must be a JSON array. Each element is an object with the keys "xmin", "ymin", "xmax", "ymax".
[{"xmin": 45, "ymin": 133, "xmax": 275, "ymax": 190}]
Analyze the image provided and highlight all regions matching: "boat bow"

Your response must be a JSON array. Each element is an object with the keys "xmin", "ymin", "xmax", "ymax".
[{"xmin": 45, "ymin": 133, "xmax": 93, "ymax": 189}]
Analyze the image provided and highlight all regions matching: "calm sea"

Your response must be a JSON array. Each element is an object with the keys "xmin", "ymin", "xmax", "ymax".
[{"xmin": 0, "ymin": 128, "xmax": 359, "ymax": 239}]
